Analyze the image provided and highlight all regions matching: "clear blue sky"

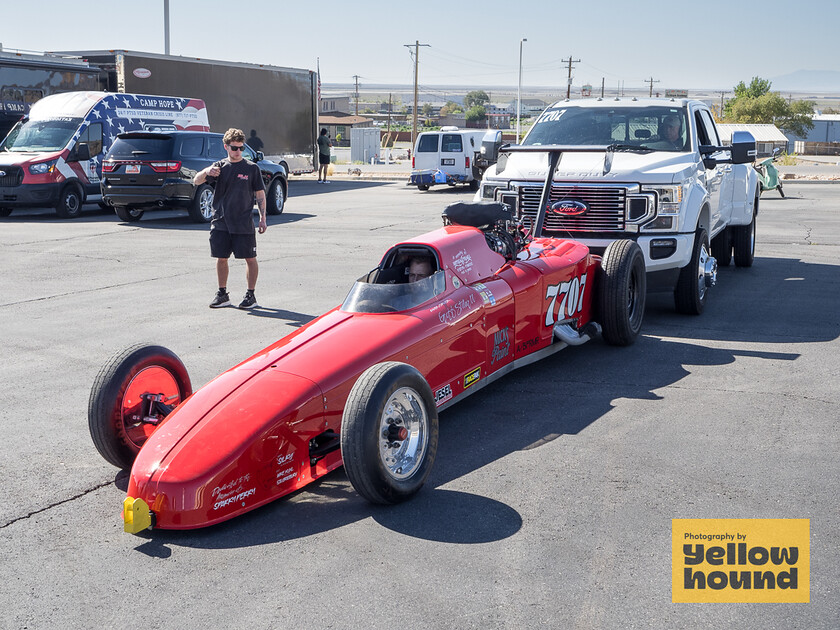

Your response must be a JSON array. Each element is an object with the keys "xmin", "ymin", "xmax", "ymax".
[{"xmin": 2, "ymin": 0, "xmax": 836, "ymax": 91}]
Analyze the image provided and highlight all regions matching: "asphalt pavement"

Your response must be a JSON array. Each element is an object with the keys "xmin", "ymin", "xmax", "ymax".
[{"xmin": 0, "ymin": 182, "xmax": 838, "ymax": 628}]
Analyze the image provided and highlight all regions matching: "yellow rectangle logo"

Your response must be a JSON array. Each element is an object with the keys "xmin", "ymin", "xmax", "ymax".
[{"xmin": 672, "ymin": 519, "xmax": 809, "ymax": 603}]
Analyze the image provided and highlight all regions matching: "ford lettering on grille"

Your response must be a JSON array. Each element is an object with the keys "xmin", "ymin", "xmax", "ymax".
[{"xmin": 549, "ymin": 200, "xmax": 587, "ymax": 216}]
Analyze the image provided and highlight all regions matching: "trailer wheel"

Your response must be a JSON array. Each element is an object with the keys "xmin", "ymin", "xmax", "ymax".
[
  {"xmin": 341, "ymin": 362, "xmax": 438, "ymax": 504},
  {"xmin": 267, "ymin": 178, "xmax": 285, "ymax": 215},
  {"xmin": 56, "ymin": 183, "xmax": 84, "ymax": 219},
  {"xmin": 88, "ymin": 344, "xmax": 192, "ymax": 470},
  {"xmin": 417, "ymin": 185, "xmax": 430, "ymax": 191},
  {"xmin": 0, "ymin": 208, "xmax": 12, "ymax": 217},
  {"xmin": 675, "ymin": 228, "xmax": 715, "ymax": 315},
  {"xmin": 114, "ymin": 205, "xmax": 144, "ymax": 222},
  {"xmin": 598, "ymin": 240, "xmax": 646, "ymax": 346},
  {"xmin": 189, "ymin": 184, "xmax": 214, "ymax": 223}
]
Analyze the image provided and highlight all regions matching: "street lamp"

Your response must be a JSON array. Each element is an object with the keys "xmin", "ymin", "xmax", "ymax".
[{"xmin": 517, "ymin": 38, "xmax": 527, "ymax": 144}]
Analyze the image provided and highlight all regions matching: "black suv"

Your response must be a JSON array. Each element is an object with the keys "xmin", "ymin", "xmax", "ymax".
[{"xmin": 100, "ymin": 131, "xmax": 288, "ymax": 223}]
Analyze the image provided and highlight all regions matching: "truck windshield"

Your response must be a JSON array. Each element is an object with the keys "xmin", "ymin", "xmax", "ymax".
[
  {"xmin": 1, "ymin": 118, "xmax": 83, "ymax": 152},
  {"xmin": 523, "ymin": 106, "xmax": 689, "ymax": 152}
]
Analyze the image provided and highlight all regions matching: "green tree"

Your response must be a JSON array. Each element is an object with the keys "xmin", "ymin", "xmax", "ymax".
[
  {"xmin": 465, "ymin": 105, "xmax": 486, "ymax": 124},
  {"xmin": 724, "ymin": 76, "xmax": 814, "ymax": 137},
  {"xmin": 439, "ymin": 100, "xmax": 463, "ymax": 117},
  {"xmin": 422, "ymin": 103, "xmax": 434, "ymax": 117},
  {"xmin": 464, "ymin": 90, "xmax": 490, "ymax": 109}
]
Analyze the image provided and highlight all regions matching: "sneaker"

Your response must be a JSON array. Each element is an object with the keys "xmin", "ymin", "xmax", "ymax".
[
  {"xmin": 238, "ymin": 291, "xmax": 257, "ymax": 309},
  {"xmin": 209, "ymin": 289, "xmax": 230, "ymax": 308}
]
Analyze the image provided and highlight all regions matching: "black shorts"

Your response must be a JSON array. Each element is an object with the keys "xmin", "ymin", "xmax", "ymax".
[
  {"xmin": 319, "ymin": 153, "xmax": 330, "ymax": 165},
  {"xmin": 210, "ymin": 229, "xmax": 257, "ymax": 259}
]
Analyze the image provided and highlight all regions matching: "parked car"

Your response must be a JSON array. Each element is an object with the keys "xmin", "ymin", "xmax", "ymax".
[{"xmin": 100, "ymin": 131, "xmax": 288, "ymax": 222}]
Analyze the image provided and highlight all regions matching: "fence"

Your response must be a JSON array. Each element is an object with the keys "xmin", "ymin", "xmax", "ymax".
[{"xmin": 794, "ymin": 141, "xmax": 840, "ymax": 156}]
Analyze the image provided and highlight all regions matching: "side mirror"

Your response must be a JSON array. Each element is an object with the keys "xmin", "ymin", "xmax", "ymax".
[
  {"xmin": 729, "ymin": 131, "xmax": 757, "ymax": 164},
  {"xmin": 74, "ymin": 142, "xmax": 91, "ymax": 162},
  {"xmin": 256, "ymin": 151, "xmax": 265, "ymax": 162}
]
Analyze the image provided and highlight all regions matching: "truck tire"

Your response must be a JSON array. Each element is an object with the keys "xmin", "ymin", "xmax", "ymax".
[
  {"xmin": 710, "ymin": 227, "xmax": 732, "ymax": 267},
  {"xmin": 598, "ymin": 240, "xmax": 646, "ymax": 346},
  {"xmin": 417, "ymin": 185, "xmax": 430, "ymax": 191},
  {"xmin": 114, "ymin": 205, "xmax": 144, "ymax": 222},
  {"xmin": 340, "ymin": 362, "xmax": 438, "ymax": 504},
  {"xmin": 267, "ymin": 178, "xmax": 285, "ymax": 215},
  {"xmin": 55, "ymin": 183, "xmax": 84, "ymax": 219},
  {"xmin": 675, "ymin": 228, "xmax": 715, "ymax": 315},
  {"xmin": 733, "ymin": 208, "xmax": 756, "ymax": 268},
  {"xmin": 189, "ymin": 184, "xmax": 214, "ymax": 223},
  {"xmin": 468, "ymin": 179, "xmax": 479, "ymax": 192},
  {"xmin": 0, "ymin": 208, "xmax": 12, "ymax": 217}
]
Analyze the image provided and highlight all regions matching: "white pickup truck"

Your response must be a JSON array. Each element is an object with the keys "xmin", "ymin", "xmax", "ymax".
[{"xmin": 475, "ymin": 98, "xmax": 759, "ymax": 314}]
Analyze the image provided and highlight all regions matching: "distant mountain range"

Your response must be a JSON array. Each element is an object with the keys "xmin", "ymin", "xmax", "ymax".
[{"xmin": 769, "ymin": 70, "xmax": 840, "ymax": 93}]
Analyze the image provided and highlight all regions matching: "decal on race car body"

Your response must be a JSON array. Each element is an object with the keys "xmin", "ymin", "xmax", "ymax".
[
  {"xmin": 516, "ymin": 336, "xmax": 540, "ymax": 353},
  {"xmin": 452, "ymin": 249, "xmax": 474, "ymax": 276},
  {"xmin": 472, "ymin": 282, "xmax": 497, "ymax": 306},
  {"xmin": 491, "ymin": 327, "xmax": 511, "ymax": 365},
  {"xmin": 545, "ymin": 272, "xmax": 588, "ymax": 327},
  {"xmin": 276, "ymin": 466, "xmax": 298, "ymax": 485},
  {"xmin": 434, "ymin": 384, "xmax": 453, "ymax": 407},
  {"xmin": 433, "ymin": 293, "xmax": 477, "ymax": 324},
  {"xmin": 464, "ymin": 367, "xmax": 481, "ymax": 389},
  {"xmin": 211, "ymin": 473, "xmax": 256, "ymax": 510}
]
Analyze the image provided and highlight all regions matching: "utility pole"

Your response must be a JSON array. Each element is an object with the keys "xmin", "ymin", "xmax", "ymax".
[
  {"xmin": 600, "ymin": 77, "xmax": 605, "ymax": 98},
  {"xmin": 563, "ymin": 56, "xmax": 580, "ymax": 99},
  {"xmin": 718, "ymin": 91, "xmax": 727, "ymax": 118},
  {"xmin": 404, "ymin": 41, "xmax": 430, "ymax": 151},
  {"xmin": 387, "ymin": 93, "xmax": 392, "ymax": 135},
  {"xmin": 646, "ymin": 77, "xmax": 660, "ymax": 97},
  {"xmin": 353, "ymin": 75, "xmax": 360, "ymax": 116},
  {"xmin": 163, "ymin": 0, "xmax": 170, "ymax": 55}
]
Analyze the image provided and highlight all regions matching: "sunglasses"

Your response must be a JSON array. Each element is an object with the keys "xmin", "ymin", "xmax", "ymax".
[{"xmin": 228, "ymin": 145, "xmax": 244, "ymax": 151}]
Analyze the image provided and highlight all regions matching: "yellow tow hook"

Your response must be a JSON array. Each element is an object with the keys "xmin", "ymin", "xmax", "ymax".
[{"xmin": 123, "ymin": 497, "xmax": 154, "ymax": 534}]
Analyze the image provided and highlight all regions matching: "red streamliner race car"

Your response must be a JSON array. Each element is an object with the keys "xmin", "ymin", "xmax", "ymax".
[{"xmin": 89, "ymin": 148, "xmax": 647, "ymax": 533}]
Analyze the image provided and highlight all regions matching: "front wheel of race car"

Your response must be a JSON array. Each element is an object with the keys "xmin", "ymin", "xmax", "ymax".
[
  {"xmin": 341, "ymin": 362, "xmax": 439, "ymax": 504},
  {"xmin": 598, "ymin": 239, "xmax": 646, "ymax": 346},
  {"xmin": 88, "ymin": 344, "xmax": 192, "ymax": 469}
]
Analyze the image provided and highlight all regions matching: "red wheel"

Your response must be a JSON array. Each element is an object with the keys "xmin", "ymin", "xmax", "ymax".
[{"xmin": 88, "ymin": 344, "xmax": 191, "ymax": 469}]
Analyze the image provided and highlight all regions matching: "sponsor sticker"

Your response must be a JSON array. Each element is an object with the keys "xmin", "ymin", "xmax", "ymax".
[
  {"xmin": 672, "ymin": 519, "xmax": 809, "ymax": 603},
  {"xmin": 464, "ymin": 367, "xmax": 480, "ymax": 389},
  {"xmin": 133, "ymin": 67, "xmax": 152, "ymax": 79},
  {"xmin": 545, "ymin": 272, "xmax": 587, "ymax": 327},
  {"xmin": 490, "ymin": 327, "xmax": 511, "ymax": 365},
  {"xmin": 434, "ymin": 384, "xmax": 453, "ymax": 407}
]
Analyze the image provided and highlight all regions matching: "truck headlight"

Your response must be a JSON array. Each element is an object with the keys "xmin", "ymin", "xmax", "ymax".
[
  {"xmin": 481, "ymin": 182, "xmax": 507, "ymax": 200},
  {"xmin": 643, "ymin": 185, "xmax": 683, "ymax": 215},
  {"xmin": 29, "ymin": 159, "xmax": 57, "ymax": 175}
]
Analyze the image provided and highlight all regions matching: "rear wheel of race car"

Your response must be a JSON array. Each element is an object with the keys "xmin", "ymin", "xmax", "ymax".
[
  {"xmin": 88, "ymin": 344, "xmax": 192, "ymax": 470},
  {"xmin": 710, "ymin": 227, "xmax": 732, "ymax": 267},
  {"xmin": 598, "ymin": 239, "xmax": 646, "ymax": 346},
  {"xmin": 267, "ymin": 178, "xmax": 285, "ymax": 215},
  {"xmin": 188, "ymin": 184, "xmax": 214, "ymax": 223},
  {"xmin": 417, "ymin": 184, "xmax": 429, "ymax": 191},
  {"xmin": 675, "ymin": 228, "xmax": 715, "ymax": 315},
  {"xmin": 114, "ymin": 205, "xmax": 144, "ymax": 222},
  {"xmin": 733, "ymin": 207, "xmax": 756, "ymax": 268},
  {"xmin": 341, "ymin": 362, "xmax": 438, "ymax": 504},
  {"xmin": 55, "ymin": 183, "xmax": 84, "ymax": 219}
]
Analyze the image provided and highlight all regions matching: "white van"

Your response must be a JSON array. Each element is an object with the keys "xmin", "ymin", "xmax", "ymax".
[
  {"xmin": 409, "ymin": 127, "xmax": 491, "ymax": 191},
  {"xmin": 0, "ymin": 91, "xmax": 209, "ymax": 218}
]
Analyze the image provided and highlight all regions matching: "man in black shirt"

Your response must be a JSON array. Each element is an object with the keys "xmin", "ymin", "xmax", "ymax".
[{"xmin": 194, "ymin": 128, "xmax": 267, "ymax": 309}]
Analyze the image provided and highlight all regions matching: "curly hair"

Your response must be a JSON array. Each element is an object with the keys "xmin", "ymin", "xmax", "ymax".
[{"xmin": 223, "ymin": 128, "xmax": 246, "ymax": 145}]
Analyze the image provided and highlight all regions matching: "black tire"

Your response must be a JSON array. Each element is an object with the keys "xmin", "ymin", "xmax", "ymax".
[
  {"xmin": 55, "ymin": 184, "xmax": 84, "ymax": 219},
  {"xmin": 468, "ymin": 179, "xmax": 479, "ymax": 192},
  {"xmin": 341, "ymin": 362, "xmax": 438, "ymax": 504},
  {"xmin": 88, "ymin": 344, "xmax": 192, "ymax": 469},
  {"xmin": 597, "ymin": 240, "xmax": 646, "ymax": 346},
  {"xmin": 710, "ymin": 227, "xmax": 732, "ymax": 267},
  {"xmin": 188, "ymin": 184, "xmax": 214, "ymax": 223},
  {"xmin": 0, "ymin": 207, "xmax": 12, "ymax": 217},
  {"xmin": 267, "ymin": 178, "xmax": 286, "ymax": 215},
  {"xmin": 778, "ymin": 182, "xmax": 785, "ymax": 198},
  {"xmin": 417, "ymin": 184, "xmax": 430, "ymax": 191},
  {"xmin": 733, "ymin": 208, "xmax": 756, "ymax": 268},
  {"xmin": 675, "ymin": 228, "xmax": 714, "ymax": 315},
  {"xmin": 114, "ymin": 205, "xmax": 144, "ymax": 222}
]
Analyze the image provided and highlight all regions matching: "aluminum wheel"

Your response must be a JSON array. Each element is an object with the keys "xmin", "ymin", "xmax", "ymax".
[
  {"xmin": 378, "ymin": 386, "xmax": 429, "ymax": 480},
  {"xmin": 199, "ymin": 187, "xmax": 214, "ymax": 220}
]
